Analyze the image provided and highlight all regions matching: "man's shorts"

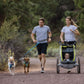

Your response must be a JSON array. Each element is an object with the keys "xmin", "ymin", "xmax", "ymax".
[{"xmin": 37, "ymin": 43, "xmax": 48, "ymax": 55}]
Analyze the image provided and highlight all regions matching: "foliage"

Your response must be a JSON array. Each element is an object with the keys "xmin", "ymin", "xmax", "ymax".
[
  {"xmin": 0, "ymin": 0, "xmax": 84, "ymax": 71},
  {"xmin": 73, "ymin": 0, "xmax": 84, "ymax": 34},
  {"xmin": 0, "ymin": 16, "xmax": 19, "ymax": 42},
  {"xmin": 0, "ymin": 49, "xmax": 8, "ymax": 71}
]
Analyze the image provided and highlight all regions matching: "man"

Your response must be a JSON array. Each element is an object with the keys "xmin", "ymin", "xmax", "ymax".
[{"xmin": 31, "ymin": 18, "xmax": 52, "ymax": 73}]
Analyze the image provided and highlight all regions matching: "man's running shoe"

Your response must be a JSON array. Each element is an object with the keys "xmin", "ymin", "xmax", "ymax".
[
  {"xmin": 67, "ymin": 71, "xmax": 71, "ymax": 73},
  {"xmin": 41, "ymin": 67, "xmax": 44, "ymax": 73}
]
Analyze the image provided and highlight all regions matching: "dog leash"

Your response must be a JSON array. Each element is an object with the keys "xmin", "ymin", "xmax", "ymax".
[
  {"xmin": 23, "ymin": 39, "xmax": 48, "ymax": 57},
  {"xmin": 24, "ymin": 42, "xmax": 40, "ymax": 57}
]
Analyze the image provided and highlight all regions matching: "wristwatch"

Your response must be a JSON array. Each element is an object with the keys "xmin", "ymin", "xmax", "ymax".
[{"xmin": 48, "ymin": 37, "xmax": 52, "ymax": 39}]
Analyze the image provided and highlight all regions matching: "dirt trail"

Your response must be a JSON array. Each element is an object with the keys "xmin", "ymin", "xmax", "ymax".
[{"xmin": 0, "ymin": 57, "xmax": 84, "ymax": 84}]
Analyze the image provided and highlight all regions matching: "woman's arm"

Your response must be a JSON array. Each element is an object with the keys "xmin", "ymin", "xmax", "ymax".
[
  {"xmin": 70, "ymin": 29, "xmax": 80, "ymax": 35},
  {"xmin": 60, "ymin": 32, "xmax": 64, "ymax": 42}
]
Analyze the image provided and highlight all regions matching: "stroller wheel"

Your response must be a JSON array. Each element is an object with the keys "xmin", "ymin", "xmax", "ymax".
[
  {"xmin": 56, "ymin": 58, "xmax": 60, "ymax": 74},
  {"xmin": 77, "ymin": 57, "xmax": 80, "ymax": 74}
]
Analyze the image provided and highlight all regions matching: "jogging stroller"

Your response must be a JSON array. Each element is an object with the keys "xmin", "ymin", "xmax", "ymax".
[{"xmin": 56, "ymin": 41, "xmax": 80, "ymax": 74}]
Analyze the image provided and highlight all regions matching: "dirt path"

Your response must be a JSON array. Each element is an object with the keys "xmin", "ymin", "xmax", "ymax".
[{"xmin": 0, "ymin": 57, "xmax": 84, "ymax": 84}]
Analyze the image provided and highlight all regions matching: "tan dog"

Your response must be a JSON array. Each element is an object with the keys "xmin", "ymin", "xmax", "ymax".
[{"xmin": 24, "ymin": 57, "xmax": 30, "ymax": 73}]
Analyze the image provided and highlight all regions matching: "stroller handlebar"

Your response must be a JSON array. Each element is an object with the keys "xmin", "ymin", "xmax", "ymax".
[{"xmin": 58, "ymin": 41, "xmax": 77, "ymax": 46}]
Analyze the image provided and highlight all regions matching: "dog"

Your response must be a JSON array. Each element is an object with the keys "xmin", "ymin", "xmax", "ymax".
[
  {"xmin": 8, "ymin": 56, "xmax": 15, "ymax": 75},
  {"xmin": 23, "ymin": 57, "xmax": 30, "ymax": 73}
]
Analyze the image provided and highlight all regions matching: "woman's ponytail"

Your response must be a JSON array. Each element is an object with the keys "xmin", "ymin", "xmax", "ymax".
[
  {"xmin": 71, "ymin": 19, "xmax": 78, "ymax": 27},
  {"xmin": 66, "ymin": 16, "xmax": 78, "ymax": 28}
]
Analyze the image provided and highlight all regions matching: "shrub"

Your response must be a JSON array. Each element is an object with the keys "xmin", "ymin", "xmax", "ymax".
[{"xmin": 0, "ymin": 50, "xmax": 8, "ymax": 71}]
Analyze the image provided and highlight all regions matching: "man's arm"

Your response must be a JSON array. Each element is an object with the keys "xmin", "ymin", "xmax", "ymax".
[{"xmin": 31, "ymin": 33, "xmax": 37, "ymax": 43}]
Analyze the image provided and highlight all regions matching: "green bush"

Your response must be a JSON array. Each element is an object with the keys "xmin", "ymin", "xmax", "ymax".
[
  {"xmin": 47, "ymin": 48, "xmax": 59, "ymax": 57},
  {"xmin": 0, "ymin": 50, "xmax": 8, "ymax": 71}
]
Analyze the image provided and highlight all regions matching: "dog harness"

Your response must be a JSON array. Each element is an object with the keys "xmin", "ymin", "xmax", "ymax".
[
  {"xmin": 24, "ymin": 61, "xmax": 29, "ymax": 67},
  {"xmin": 10, "ymin": 63, "xmax": 14, "ymax": 68}
]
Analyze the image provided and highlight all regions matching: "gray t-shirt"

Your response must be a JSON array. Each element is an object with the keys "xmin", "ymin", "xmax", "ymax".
[
  {"xmin": 32, "ymin": 25, "xmax": 51, "ymax": 43},
  {"xmin": 61, "ymin": 25, "xmax": 77, "ymax": 41}
]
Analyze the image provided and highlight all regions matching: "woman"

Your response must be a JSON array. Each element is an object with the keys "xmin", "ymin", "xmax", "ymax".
[
  {"xmin": 60, "ymin": 16, "xmax": 80, "ymax": 43},
  {"xmin": 60, "ymin": 16, "xmax": 80, "ymax": 73}
]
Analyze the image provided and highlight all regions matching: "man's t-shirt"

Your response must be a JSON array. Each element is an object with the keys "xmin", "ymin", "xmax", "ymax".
[
  {"xmin": 61, "ymin": 25, "xmax": 77, "ymax": 41},
  {"xmin": 32, "ymin": 25, "xmax": 51, "ymax": 43}
]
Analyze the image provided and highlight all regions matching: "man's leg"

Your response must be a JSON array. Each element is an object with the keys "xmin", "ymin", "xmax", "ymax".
[
  {"xmin": 40, "ymin": 53, "xmax": 46, "ymax": 73},
  {"xmin": 38, "ymin": 55, "xmax": 42, "ymax": 62},
  {"xmin": 38, "ymin": 54, "xmax": 46, "ymax": 72},
  {"xmin": 37, "ymin": 44, "xmax": 43, "ymax": 68},
  {"xmin": 40, "ymin": 43, "xmax": 48, "ymax": 73},
  {"xmin": 38, "ymin": 55, "xmax": 42, "ymax": 66},
  {"xmin": 37, "ymin": 43, "xmax": 48, "ymax": 73},
  {"xmin": 41, "ymin": 53, "xmax": 46, "ymax": 68}
]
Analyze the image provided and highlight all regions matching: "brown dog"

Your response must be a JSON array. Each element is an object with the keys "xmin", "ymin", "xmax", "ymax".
[{"xmin": 24, "ymin": 57, "xmax": 30, "ymax": 73}]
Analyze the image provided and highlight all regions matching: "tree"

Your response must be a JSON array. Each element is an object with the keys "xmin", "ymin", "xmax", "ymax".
[
  {"xmin": 73, "ymin": 0, "xmax": 84, "ymax": 32},
  {"xmin": 0, "ymin": 15, "xmax": 19, "ymax": 49}
]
